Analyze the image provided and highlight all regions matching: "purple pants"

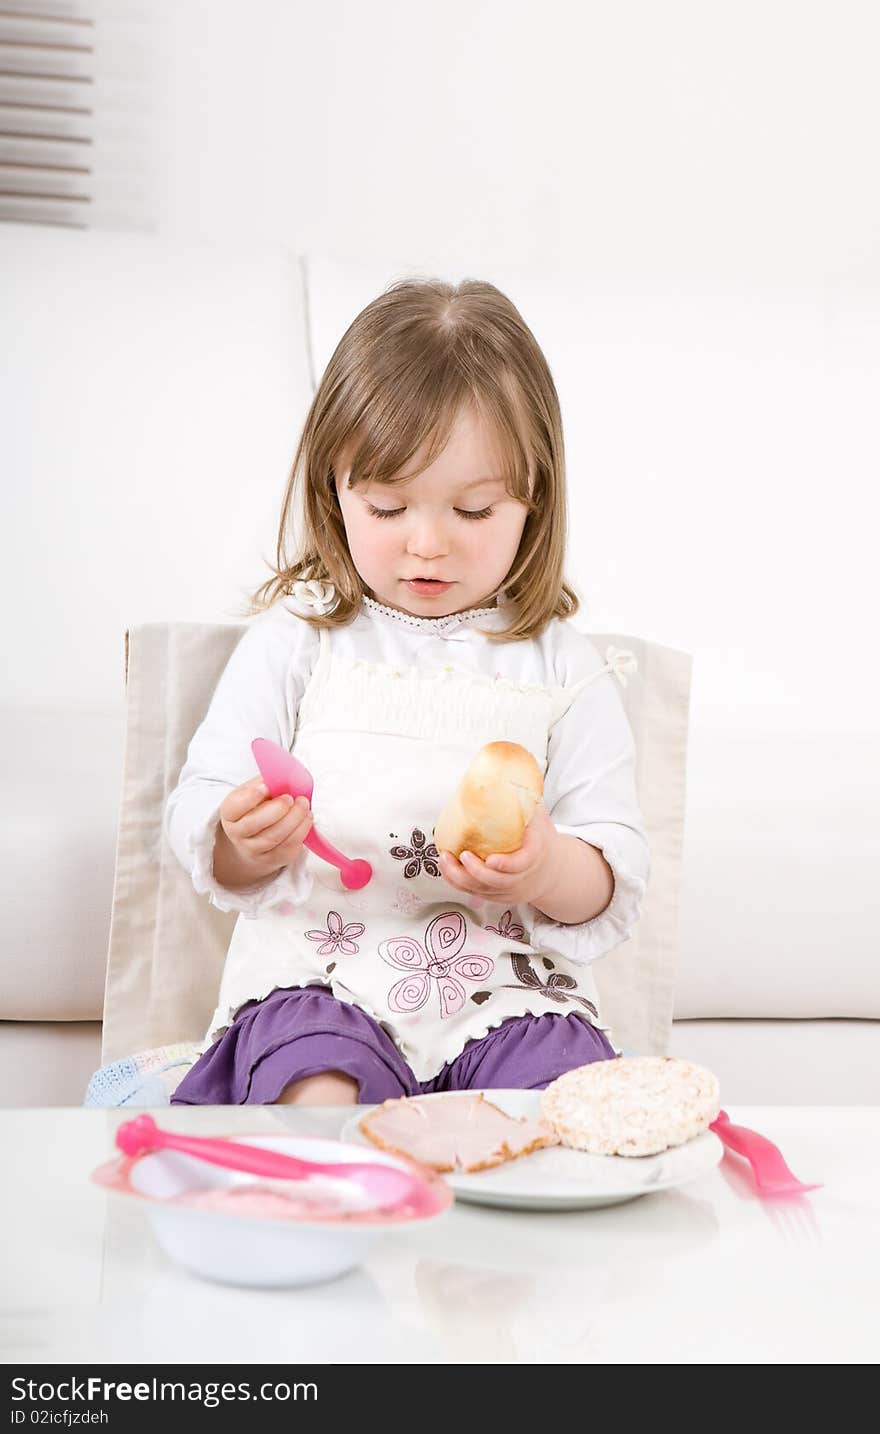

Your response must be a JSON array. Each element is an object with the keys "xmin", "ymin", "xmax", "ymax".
[{"xmin": 171, "ymin": 985, "xmax": 617, "ymax": 1106}]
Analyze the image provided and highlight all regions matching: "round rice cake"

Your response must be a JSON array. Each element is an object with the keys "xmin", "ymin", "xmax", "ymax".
[{"xmin": 541, "ymin": 1056, "xmax": 721, "ymax": 1157}]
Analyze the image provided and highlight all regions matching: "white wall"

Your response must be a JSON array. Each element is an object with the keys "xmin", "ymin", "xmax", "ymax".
[
  {"xmin": 147, "ymin": 0, "xmax": 879, "ymax": 736},
  {"xmin": 1, "ymin": 229, "xmax": 311, "ymax": 712},
  {"xmin": 154, "ymin": 0, "xmax": 878, "ymax": 289}
]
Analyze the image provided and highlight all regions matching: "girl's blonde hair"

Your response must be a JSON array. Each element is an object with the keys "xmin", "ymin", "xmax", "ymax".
[{"xmin": 244, "ymin": 277, "xmax": 580, "ymax": 642}]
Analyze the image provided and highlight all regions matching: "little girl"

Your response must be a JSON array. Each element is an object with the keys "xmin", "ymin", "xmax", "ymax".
[{"xmin": 166, "ymin": 278, "xmax": 650, "ymax": 1107}]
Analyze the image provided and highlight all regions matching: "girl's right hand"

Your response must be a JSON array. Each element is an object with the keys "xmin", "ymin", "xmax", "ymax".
[{"xmin": 214, "ymin": 777, "xmax": 313, "ymax": 884}]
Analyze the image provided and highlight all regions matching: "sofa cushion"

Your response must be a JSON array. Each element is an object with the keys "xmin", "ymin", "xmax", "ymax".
[
  {"xmin": 0, "ymin": 710, "xmax": 121, "ymax": 1022},
  {"xmin": 668, "ymin": 1018, "xmax": 880, "ymax": 1104},
  {"xmin": 0, "ymin": 1022, "xmax": 102, "ymax": 1109},
  {"xmin": 674, "ymin": 730, "xmax": 879, "ymax": 1018}
]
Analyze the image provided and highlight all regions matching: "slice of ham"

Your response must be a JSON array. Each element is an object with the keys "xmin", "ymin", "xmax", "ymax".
[{"xmin": 359, "ymin": 1093, "xmax": 559, "ymax": 1173}]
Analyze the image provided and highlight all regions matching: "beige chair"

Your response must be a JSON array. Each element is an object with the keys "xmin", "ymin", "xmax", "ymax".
[{"xmin": 99, "ymin": 622, "xmax": 692, "ymax": 1075}]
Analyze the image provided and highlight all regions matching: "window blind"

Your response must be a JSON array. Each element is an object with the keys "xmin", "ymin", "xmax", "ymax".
[{"xmin": 0, "ymin": 0, "xmax": 156, "ymax": 230}]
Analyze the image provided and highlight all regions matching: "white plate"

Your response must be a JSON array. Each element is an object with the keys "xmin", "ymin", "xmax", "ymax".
[{"xmin": 341, "ymin": 1090, "xmax": 723, "ymax": 1211}]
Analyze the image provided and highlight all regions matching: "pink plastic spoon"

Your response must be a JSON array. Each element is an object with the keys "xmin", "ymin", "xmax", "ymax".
[
  {"xmin": 251, "ymin": 737, "xmax": 372, "ymax": 890},
  {"xmin": 116, "ymin": 1114, "xmax": 423, "ymax": 1209},
  {"xmin": 709, "ymin": 1109, "xmax": 822, "ymax": 1196}
]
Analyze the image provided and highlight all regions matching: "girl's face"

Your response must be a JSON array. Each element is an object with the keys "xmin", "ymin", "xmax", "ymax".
[{"xmin": 335, "ymin": 406, "xmax": 531, "ymax": 617}]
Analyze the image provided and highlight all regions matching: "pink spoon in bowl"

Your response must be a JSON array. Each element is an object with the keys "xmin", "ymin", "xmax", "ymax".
[
  {"xmin": 116, "ymin": 1114, "xmax": 424, "ymax": 1210},
  {"xmin": 251, "ymin": 738, "xmax": 372, "ymax": 890}
]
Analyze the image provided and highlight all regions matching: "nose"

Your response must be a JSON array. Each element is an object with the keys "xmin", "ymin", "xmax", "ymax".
[{"xmin": 405, "ymin": 514, "xmax": 450, "ymax": 561}]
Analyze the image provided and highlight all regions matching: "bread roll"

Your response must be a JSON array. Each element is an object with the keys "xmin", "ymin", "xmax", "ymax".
[{"xmin": 433, "ymin": 741, "xmax": 544, "ymax": 861}]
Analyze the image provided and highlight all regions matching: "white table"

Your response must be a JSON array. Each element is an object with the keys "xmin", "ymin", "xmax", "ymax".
[{"xmin": 1, "ymin": 1105, "xmax": 877, "ymax": 1365}]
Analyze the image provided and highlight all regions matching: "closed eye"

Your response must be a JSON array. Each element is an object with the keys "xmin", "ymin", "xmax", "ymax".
[{"xmin": 366, "ymin": 504, "xmax": 495, "ymax": 521}]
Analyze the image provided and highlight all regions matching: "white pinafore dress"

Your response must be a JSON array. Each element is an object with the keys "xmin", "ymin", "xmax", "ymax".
[{"xmin": 203, "ymin": 599, "xmax": 634, "ymax": 1081}]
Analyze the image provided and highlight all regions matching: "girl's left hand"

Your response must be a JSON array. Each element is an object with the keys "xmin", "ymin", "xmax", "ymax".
[{"xmin": 437, "ymin": 801, "xmax": 559, "ymax": 907}]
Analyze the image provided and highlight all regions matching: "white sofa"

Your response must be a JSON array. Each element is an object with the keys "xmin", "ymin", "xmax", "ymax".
[{"xmin": 1, "ymin": 230, "xmax": 876, "ymax": 1106}]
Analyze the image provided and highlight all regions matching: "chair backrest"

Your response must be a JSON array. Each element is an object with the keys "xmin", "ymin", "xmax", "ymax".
[{"xmin": 100, "ymin": 622, "xmax": 692, "ymax": 1064}]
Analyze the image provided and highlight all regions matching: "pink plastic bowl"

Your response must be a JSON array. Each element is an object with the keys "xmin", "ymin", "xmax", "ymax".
[{"xmin": 91, "ymin": 1130, "xmax": 452, "ymax": 1288}]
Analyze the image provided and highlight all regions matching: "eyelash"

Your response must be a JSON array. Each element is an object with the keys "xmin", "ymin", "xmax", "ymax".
[{"xmin": 366, "ymin": 504, "xmax": 495, "ymax": 522}]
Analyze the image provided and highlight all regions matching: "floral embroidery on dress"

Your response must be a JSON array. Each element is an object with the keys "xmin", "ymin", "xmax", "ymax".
[
  {"xmin": 389, "ymin": 826, "xmax": 441, "ymax": 879},
  {"xmin": 485, "ymin": 908, "xmax": 526, "ymax": 942},
  {"xmin": 470, "ymin": 953, "xmax": 598, "ymax": 1015},
  {"xmin": 304, "ymin": 910, "xmax": 365, "ymax": 956},
  {"xmin": 379, "ymin": 910, "xmax": 494, "ymax": 1018}
]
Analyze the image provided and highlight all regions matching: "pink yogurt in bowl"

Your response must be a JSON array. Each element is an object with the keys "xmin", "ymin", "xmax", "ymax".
[{"xmin": 91, "ymin": 1131, "xmax": 452, "ymax": 1288}]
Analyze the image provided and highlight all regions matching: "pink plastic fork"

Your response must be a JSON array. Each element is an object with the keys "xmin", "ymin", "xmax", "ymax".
[
  {"xmin": 251, "ymin": 737, "xmax": 372, "ymax": 890},
  {"xmin": 709, "ymin": 1109, "xmax": 822, "ymax": 1196},
  {"xmin": 115, "ymin": 1114, "xmax": 423, "ymax": 1208}
]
